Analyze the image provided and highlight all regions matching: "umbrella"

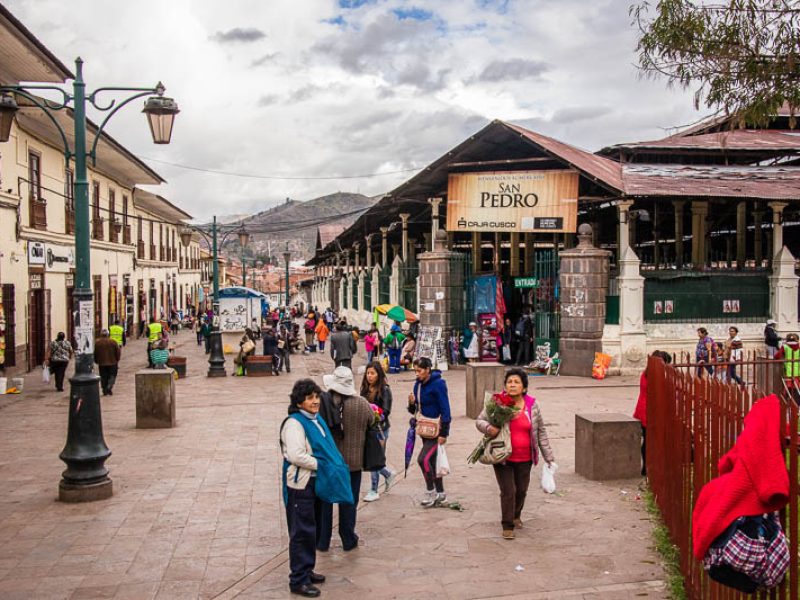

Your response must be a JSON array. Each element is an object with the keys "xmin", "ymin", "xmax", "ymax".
[
  {"xmin": 386, "ymin": 305, "xmax": 418, "ymax": 323},
  {"xmin": 404, "ymin": 416, "xmax": 417, "ymax": 477}
]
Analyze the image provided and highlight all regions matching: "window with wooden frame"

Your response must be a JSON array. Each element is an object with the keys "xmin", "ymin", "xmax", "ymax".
[
  {"xmin": 136, "ymin": 215, "xmax": 144, "ymax": 257},
  {"xmin": 28, "ymin": 150, "xmax": 46, "ymax": 229},
  {"xmin": 1, "ymin": 284, "xmax": 16, "ymax": 367},
  {"xmin": 64, "ymin": 169, "xmax": 75, "ymax": 234},
  {"xmin": 91, "ymin": 181, "xmax": 103, "ymax": 240},
  {"xmin": 108, "ymin": 189, "xmax": 117, "ymax": 242},
  {"xmin": 122, "ymin": 195, "xmax": 131, "ymax": 244}
]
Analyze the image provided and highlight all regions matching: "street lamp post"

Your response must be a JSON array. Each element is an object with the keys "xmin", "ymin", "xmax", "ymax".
[
  {"xmin": 180, "ymin": 221, "xmax": 249, "ymax": 377},
  {"xmin": 283, "ymin": 243, "xmax": 291, "ymax": 307},
  {"xmin": 0, "ymin": 58, "xmax": 179, "ymax": 502}
]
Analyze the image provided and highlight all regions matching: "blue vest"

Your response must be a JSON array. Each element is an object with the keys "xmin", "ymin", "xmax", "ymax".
[{"xmin": 281, "ymin": 412, "xmax": 354, "ymax": 506}]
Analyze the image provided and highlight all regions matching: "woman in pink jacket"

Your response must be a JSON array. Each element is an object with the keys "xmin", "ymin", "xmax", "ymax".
[{"xmin": 364, "ymin": 323, "xmax": 380, "ymax": 363}]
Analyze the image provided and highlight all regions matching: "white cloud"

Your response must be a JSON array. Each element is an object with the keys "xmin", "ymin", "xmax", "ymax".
[{"xmin": 5, "ymin": 0, "xmax": 699, "ymax": 219}]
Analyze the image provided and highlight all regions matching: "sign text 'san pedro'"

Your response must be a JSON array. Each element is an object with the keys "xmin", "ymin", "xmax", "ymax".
[{"xmin": 446, "ymin": 170, "xmax": 578, "ymax": 233}]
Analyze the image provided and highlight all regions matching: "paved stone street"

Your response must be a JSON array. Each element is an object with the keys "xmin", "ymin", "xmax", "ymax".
[{"xmin": 0, "ymin": 331, "xmax": 666, "ymax": 599}]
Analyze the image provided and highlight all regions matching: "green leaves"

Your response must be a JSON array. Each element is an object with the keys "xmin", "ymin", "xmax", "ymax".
[{"xmin": 632, "ymin": 0, "xmax": 800, "ymax": 128}]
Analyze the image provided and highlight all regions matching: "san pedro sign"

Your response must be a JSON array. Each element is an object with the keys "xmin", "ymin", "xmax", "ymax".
[{"xmin": 446, "ymin": 170, "xmax": 578, "ymax": 233}]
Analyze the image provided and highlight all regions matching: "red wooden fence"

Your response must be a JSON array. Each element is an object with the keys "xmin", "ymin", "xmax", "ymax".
[{"xmin": 647, "ymin": 354, "xmax": 799, "ymax": 599}]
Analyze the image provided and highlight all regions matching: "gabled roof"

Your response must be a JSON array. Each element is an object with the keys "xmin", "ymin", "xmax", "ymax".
[
  {"xmin": 134, "ymin": 188, "xmax": 192, "ymax": 222},
  {"xmin": 0, "ymin": 4, "xmax": 72, "ymax": 85},
  {"xmin": 601, "ymin": 130, "xmax": 800, "ymax": 155},
  {"xmin": 317, "ymin": 224, "xmax": 347, "ymax": 250}
]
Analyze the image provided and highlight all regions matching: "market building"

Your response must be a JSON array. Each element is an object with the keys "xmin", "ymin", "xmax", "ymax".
[{"xmin": 310, "ymin": 114, "xmax": 800, "ymax": 374}]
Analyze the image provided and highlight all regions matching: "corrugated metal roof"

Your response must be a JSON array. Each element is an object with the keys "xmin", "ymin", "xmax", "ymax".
[
  {"xmin": 317, "ymin": 224, "xmax": 347, "ymax": 248},
  {"xmin": 607, "ymin": 130, "xmax": 800, "ymax": 152},
  {"xmin": 622, "ymin": 164, "xmax": 800, "ymax": 199}
]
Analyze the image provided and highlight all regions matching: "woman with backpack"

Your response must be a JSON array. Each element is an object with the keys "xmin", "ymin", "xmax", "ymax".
[
  {"xmin": 475, "ymin": 367, "xmax": 555, "ymax": 540},
  {"xmin": 360, "ymin": 361, "xmax": 395, "ymax": 502},
  {"xmin": 384, "ymin": 323, "xmax": 406, "ymax": 374}
]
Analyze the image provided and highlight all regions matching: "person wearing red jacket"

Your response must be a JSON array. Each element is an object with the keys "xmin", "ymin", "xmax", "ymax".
[
  {"xmin": 692, "ymin": 395, "xmax": 789, "ymax": 560},
  {"xmin": 633, "ymin": 351, "xmax": 671, "ymax": 477}
]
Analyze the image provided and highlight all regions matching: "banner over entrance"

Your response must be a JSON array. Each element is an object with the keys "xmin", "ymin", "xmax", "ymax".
[{"xmin": 446, "ymin": 170, "xmax": 579, "ymax": 233}]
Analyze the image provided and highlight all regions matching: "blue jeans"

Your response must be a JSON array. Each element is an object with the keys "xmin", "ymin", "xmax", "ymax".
[
  {"xmin": 366, "ymin": 350, "xmax": 375, "ymax": 364},
  {"xmin": 370, "ymin": 429, "xmax": 391, "ymax": 491},
  {"xmin": 315, "ymin": 470, "xmax": 361, "ymax": 551},
  {"xmin": 388, "ymin": 348, "xmax": 402, "ymax": 372}
]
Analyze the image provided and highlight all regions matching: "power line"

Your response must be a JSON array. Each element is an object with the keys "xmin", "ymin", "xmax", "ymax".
[{"xmin": 138, "ymin": 156, "xmax": 421, "ymax": 180}]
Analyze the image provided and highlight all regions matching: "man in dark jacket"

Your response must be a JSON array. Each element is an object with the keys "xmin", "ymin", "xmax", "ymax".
[
  {"xmin": 514, "ymin": 314, "xmax": 533, "ymax": 366},
  {"xmin": 261, "ymin": 327, "xmax": 280, "ymax": 375},
  {"xmin": 765, "ymin": 319, "xmax": 781, "ymax": 358},
  {"xmin": 94, "ymin": 329, "xmax": 121, "ymax": 396},
  {"xmin": 329, "ymin": 322, "xmax": 357, "ymax": 368}
]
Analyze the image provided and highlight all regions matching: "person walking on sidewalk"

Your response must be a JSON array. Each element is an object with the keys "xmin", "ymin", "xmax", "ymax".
[
  {"xmin": 633, "ymin": 351, "xmax": 672, "ymax": 478},
  {"xmin": 724, "ymin": 326, "xmax": 745, "ymax": 385},
  {"xmin": 94, "ymin": 329, "xmax": 121, "ymax": 396},
  {"xmin": 262, "ymin": 326, "xmax": 281, "ymax": 376},
  {"xmin": 364, "ymin": 323, "xmax": 379, "ymax": 364},
  {"xmin": 279, "ymin": 325, "xmax": 292, "ymax": 374},
  {"xmin": 45, "ymin": 332, "xmax": 73, "ymax": 392},
  {"xmin": 384, "ymin": 323, "xmax": 406, "ymax": 373},
  {"xmin": 317, "ymin": 366, "xmax": 373, "ymax": 552},
  {"xmin": 476, "ymin": 367, "xmax": 555, "ymax": 539},
  {"xmin": 109, "ymin": 320, "xmax": 126, "ymax": 347},
  {"xmin": 315, "ymin": 318, "xmax": 329, "ymax": 353},
  {"xmin": 407, "ymin": 357, "xmax": 452, "ymax": 507},
  {"xmin": 280, "ymin": 379, "xmax": 340, "ymax": 598},
  {"xmin": 765, "ymin": 319, "xmax": 781, "ymax": 358},
  {"xmin": 304, "ymin": 314, "xmax": 316, "ymax": 353},
  {"xmin": 360, "ymin": 362, "xmax": 395, "ymax": 502},
  {"xmin": 329, "ymin": 322, "xmax": 356, "ymax": 369}
]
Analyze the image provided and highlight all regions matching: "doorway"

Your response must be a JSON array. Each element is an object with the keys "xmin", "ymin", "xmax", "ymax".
[{"xmin": 27, "ymin": 288, "xmax": 50, "ymax": 369}]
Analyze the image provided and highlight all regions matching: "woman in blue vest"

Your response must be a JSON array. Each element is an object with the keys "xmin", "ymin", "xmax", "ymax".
[{"xmin": 281, "ymin": 379, "xmax": 353, "ymax": 598}]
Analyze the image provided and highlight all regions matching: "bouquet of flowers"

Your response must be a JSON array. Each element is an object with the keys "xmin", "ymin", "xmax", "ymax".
[
  {"xmin": 369, "ymin": 403, "xmax": 385, "ymax": 427},
  {"xmin": 467, "ymin": 391, "xmax": 520, "ymax": 464}
]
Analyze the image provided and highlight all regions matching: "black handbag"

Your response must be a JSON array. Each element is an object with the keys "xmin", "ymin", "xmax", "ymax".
[{"xmin": 363, "ymin": 425, "xmax": 386, "ymax": 472}]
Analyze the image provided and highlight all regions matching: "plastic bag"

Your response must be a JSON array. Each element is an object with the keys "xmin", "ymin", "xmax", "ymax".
[
  {"xmin": 541, "ymin": 462, "xmax": 558, "ymax": 494},
  {"xmin": 591, "ymin": 352, "xmax": 612, "ymax": 380},
  {"xmin": 502, "ymin": 345, "xmax": 511, "ymax": 362},
  {"xmin": 42, "ymin": 365, "xmax": 50, "ymax": 384},
  {"xmin": 436, "ymin": 444, "xmax": 451, "ymax": 478}
]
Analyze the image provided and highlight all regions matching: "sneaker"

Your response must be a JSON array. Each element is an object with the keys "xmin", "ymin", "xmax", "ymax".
[
  {"xmin": 502, "ymin": 529, "xmax": 515, "ymax": 540},
  {"xmin": 433, "ymin": 492, "xmax": 447, "ymax": 507},
  {"xmin": 420, "ymin": 490, "xmax": 437, "ymax": 507},
  {"xmin": 513, "ymin": 518, "xmax": 523, "ymax": 529},
  {"xmin": 363, "ymin": 490, "xmax": 379, "ymax": 502},
  {"xmin": 384, "ymin": 471, "xmax": 396, "ymax": 493}
]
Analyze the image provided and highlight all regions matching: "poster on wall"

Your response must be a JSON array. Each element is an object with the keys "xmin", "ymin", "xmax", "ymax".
[
  {"xmin": 415, "ymin": 326, "xmax": 448, "ymax": 371},
  {"xmin": 664, "ymin": 300, "xmax": 674, "ymax": 314},
  {"xmin": 75, "ymin": 301, "xmax": 94, "ymax": 354},
  {"xmin": 446, "ymin": 170, "xmax": 578, "ymax": 233},
  {"xmin": 45, "ymin": 245, "xmax": 75, "ymax": 272},
  {"xmin": 218, "ymin": 298, "xmax": 248, "ymax": 331}
]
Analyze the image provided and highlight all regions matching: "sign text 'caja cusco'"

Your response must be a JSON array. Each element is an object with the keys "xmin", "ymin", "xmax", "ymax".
[{"xmin": 446, "ymin": 170, "xmax": 579, "ymax": 233}]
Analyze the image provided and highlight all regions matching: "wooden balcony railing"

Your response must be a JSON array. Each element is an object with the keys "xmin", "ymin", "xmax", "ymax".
[
  {"xmin": 123, "ymin": 224, "xmax": 132, "ymax": 245},
  {"xmin": 109, "ymin": 221, "xmax": 120, "ymax": 244},
  {"xmin": 29, "ymin": 198, "xmax": 47, "ymax": 230},
  {"xmin": 150, "ymin": 243, "xmax": 156, "ymax": 260},
  {"xmin": 137, "ymin": 240, "xmax": 145, "ymax": 259},
  {"xmin": 92, "ymin": 218, "xmax": 104, "ymax": 241},
  {"xmin": 65, "ymin": 207, "xmax": 75, "ymax": 235}
]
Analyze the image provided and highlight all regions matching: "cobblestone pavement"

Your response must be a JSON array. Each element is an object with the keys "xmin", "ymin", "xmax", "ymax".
[{"xmin": 0, "ymin": 329, "xmax": 667, "ymax": 599}]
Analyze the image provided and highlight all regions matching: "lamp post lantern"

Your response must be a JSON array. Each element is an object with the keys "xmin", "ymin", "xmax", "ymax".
[
  {"xmin": 238, "ymin": 227, "xmax": 250, "ymax": 288},
  {"xmin": 283, "ymin": 244, "xmax": 291, "ymax": 307},
  {"xmin": 0, "ymin": 58, "xmax": 178, "ymax": 502}
]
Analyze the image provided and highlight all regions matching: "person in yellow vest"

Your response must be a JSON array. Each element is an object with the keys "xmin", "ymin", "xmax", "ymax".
[
  {"xmin": 147, "ymin": 317, "xmax": 163, "ymax": 367},
  {"xmin": 775, "ymin": 333, "xmax": 800, "ymax": 394},
  {"xmin": 109, "ymin": 320, "xmax": 126, "ymax": 347}
]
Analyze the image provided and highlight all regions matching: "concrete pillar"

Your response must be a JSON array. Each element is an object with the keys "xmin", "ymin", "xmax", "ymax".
[
  {"xmin": 736, "ymin": 201, "xmax": 746, "ymax": 269},
  {"xmin": 691, "ymin": 200, "xmax": 709, "ymax": 269},
  {"xmin": 674, "ymin": 200, "xmax": 685, "ymax": 269},
  {"xmin": 365, "ymin": 235, "xmax": 373, "ymax": 269},
  {"xmin": 390, "ymin": 255, "xmax": 402, "ymax": 305},
  {"xmin": 472, "ymin": 232, "xmax": 481, "ymax": 274},
  {"xmin": 353, "ymin": 242, "xmax": 361, "ymax": 271},
  {"xmin": 770, "ymin": 247, "xmax": 799, "ymax": 335},
  {"xmin": 380, "ymin": 227, "xmax": 389, "ymax": 267},
  {"xmin": 509, "ymin": 232, "xmax": 520, "ymax": 276},
  {"xmin": 558, "ymin": 224, "xmax": 611, "ymax": 376},
  {"xmin": 391, "ymin": 244, "xmax": 401, "ymax": 263},
  {"xmin": 617, "ymin": 200, "xmax": 633, "ymax": 261},
  {"xmin": 408, "ymin": 238, "xmax": 417, "ymax": 265},
  {"xmin": 357, "ymin": 270, "xmax": 366, "ymax": 313},
  {"xmin": 618, "ymin": 244, "xmax": 647, "ymax": 375},
  {"xmin": 769, "ymin": 201, "xmax": 787, "ymax": 258},
  {"xmin": 753, "ymin": 206, "xmax": 764, "ymax": 266},
  {"xmin": 429, "ymin": 197, "xmax": 442, "ymax": 240},
  {"xmin": 371, "ymin": 264, "xmax": 381, "ymax": 308},
  {"xmin": 399, "ymin": 213, "xmax": 410, "ymax": 262}
]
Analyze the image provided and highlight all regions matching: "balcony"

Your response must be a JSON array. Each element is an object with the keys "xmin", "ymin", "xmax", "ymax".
[
  {"xmin": 137, "ymin": 240, "xmax": 145, "ymax": 259},
  {"xmin": 149, "ymin": 243, "xmax": 156, "ymax": 260},
  {"xmin": 109, "ymin": 220, "xmax": 121, "ymax": 244},
  {"xmin": 123, "ymin": 224, "xmax": 132, "ymax": 245},
  {"xmin": 65, "ymin": 207, "xmax": 75, "ymax": 235},
  {"xmin": 29, "ymin": 198, "xmax": 47, "ymax": 230},
  {"xmin": 92, "ymin": 218, "xmax": 104, "ymax": 241},
  {"xmin": 172, "ymin": 248, "xmax": 177, "ymax": 262}
]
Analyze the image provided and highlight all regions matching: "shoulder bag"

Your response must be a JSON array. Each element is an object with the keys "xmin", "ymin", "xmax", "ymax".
[
  {"xmin": 478, "ymin": 422, "xmax": 512, "ymax": 464},
  {"xmin": 363, "ymin": 424, "xmax": 387, "ymax": 471},
  {"xmin": 414, "ymin": 384, "xmax": 441, "ymax": 439}
]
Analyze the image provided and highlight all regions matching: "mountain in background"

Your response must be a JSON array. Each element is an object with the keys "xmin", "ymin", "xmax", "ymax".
[{"xmin": 224, "ymin": 192, "xmax": 379, "ymax": 263}]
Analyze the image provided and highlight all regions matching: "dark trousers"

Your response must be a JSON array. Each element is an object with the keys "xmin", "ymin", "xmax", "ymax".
[
  {"xmin": 316, "ymin": 470, "xmax": 361, "ymax": 551},
  {"xmin": 204, "ymin": 336, "xmax": 211, "ymax": 354},
  {"xmin": 286, "ymin": 479, "xmax": 317, "ymax": 588},
  {"xmin": 281, "ymin": 349, "xmax": 291, "ymax": 372},
  {"xmin": 99, "ymin": 365, "xmax": 119, "ymax": 393},
  {"xmin": 640, "ymin": 426, "xmax": 647, "ymax": 477},
  {"xmin": 50, "ymin": 360, "xmax": 69, "ymax": 391},
  {"xmin": 515, "ymin": 339, "xmax": 530, "ymax": 366},
  {"xmin": 196, "ymin": 331, "xmax": 203, "ymax": 346},
  {"xmin": 727, "ymin": 363, "xmax": 744, "ymax": 384},
  {"xmin": 334, "ymin": 358, "xmax": 352, "ymax": 370},
  {"xmin": 387, "ymin": 348, "xmax": 402, "ymax": 372},
  {"xmin": 492, "ymin": 460, "xmax": 533, "ymax": 530},
  {"xmin": 418, "ymin": 437, "xmax": 444, "ymax": 493}
]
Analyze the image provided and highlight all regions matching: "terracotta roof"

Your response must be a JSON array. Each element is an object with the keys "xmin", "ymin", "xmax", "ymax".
[
  {"xmin": 622, "ymin": 164, "xmax": 800, "ymax": 200},
  {"xmin": 605, "ymin": 130, "xmax": 800, "ymax": 153},
  {"xmin": 503, "ymin": 122, "xmax": 624, "ymax": 192}
]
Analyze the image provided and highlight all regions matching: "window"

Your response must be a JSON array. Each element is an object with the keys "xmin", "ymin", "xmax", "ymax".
[
  {"xmin": 122, "ymin": 196, "xmax": 129, "ymax": 225},
  {"xmin": 91, "ymin": 181, "xmax": 102, "ymax": 240},
  {"xmin": 109, "ymin": 189, "xmax": 116, "ymax": 242},
  {"xmin": 28, "ymin": 152, "xmax": 41, "ymax": 201},
  {"xmin": 137, "ymin": 216, "xmax": 143, "ymax": 241}
]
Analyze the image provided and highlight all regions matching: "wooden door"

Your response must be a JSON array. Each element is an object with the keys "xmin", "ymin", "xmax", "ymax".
[{"xmin": 27, "ymin": 289, "xmax": 46, "ymax": 369}]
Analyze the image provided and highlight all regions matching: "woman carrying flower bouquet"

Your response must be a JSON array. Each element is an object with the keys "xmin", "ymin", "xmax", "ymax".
[
  {"xmin": 475, "ymin": 368, "xmax": 555, "ymax": 540},
  {"xmin": 360, "ymin": 361, "xmax": 395, "ymax": 502}
]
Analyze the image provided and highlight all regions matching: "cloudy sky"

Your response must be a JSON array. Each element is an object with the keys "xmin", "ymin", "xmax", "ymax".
[{"xmin": 7, "ymin": 0, "xmax": 700, "ymax": 220}]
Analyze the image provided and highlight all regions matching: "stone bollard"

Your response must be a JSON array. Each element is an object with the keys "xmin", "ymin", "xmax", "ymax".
[
  {"xmin": 135, "ymin": 368, "xmax": 176, "ymax": 428},
  {"xmin": 465, "ymin": 362, "xmax": 507, "ymax": 419},
  {"xmin": 575, "ymin": 413, "xmax": 641, "ymax": 480}
]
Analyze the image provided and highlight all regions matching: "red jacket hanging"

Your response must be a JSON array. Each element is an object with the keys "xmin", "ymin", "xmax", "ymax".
[{"xmin": 692, "ymin": 395, "xmax": 789, "ymax": 559}]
